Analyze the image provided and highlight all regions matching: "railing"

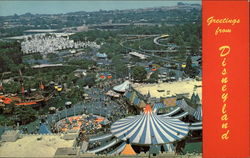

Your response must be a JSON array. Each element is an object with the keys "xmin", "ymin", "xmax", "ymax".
[
  {"xmin": 161, "ymin": 107, "xmax": 181, "ymax": 117},
  {"xmin": 171, "ymin": 112, "xmax": 189, "ymax": 119}
]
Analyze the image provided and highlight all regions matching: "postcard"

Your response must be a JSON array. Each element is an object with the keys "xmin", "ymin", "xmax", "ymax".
[{"xmin": 0, "ymin": 1, "xmax": 248, "ymax": 158}]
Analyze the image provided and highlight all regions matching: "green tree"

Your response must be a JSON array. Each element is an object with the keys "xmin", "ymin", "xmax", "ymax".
[
  {"xmin": 3, "ymin": 82, "xmax": 20, "ymax": 93},
  {"xmin": 33, "ymin": 54, "xmax": 43, "ymax": 60},
  {"xmin": 47, "ymin": 53, "xmax": 59, "ymax": 62},
  {"xmin": 111, "ymin": 55, "xmax": 128, "ymax": 78},
  {"xmin": 0, "ymin": 41, "xmax": 22, "ymax": 73},
  {"xmin": 177, "ymin": 41, "xmax": 186, "ymax": 55},
  {"xmin": 190, "ymin": 35, "xmax": 200, "ymax": 55},
  {"xmin": 131, "ymin": 66, "xmax": 147, "ymax": 82},
  {"xmin": 148, "ymin": 71, "xmax": 159, "ymax": 83},
  {"xmin": 168, "ymin": 71, "xmax": 176, "ymax": 77},
  {"xmin": 184, "ymin": 56, "xmax": 197, "ymax": 78},
  {"xmin": 83, "ymin": 74, "xmax": 96, "ymax": 87},
  {"xmin": 68, "ymin": 59, "xmax": 96, "ymax": 69},
  {"xmin": 13, "ymin": 106, "xmax": 37, "ymax": 125}
]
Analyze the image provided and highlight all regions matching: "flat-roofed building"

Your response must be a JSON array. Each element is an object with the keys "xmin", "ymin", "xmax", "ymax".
[
  {"xmin": 0, "ymin": 133, "xmax": 75, "ymax": 157},
  {"xmin": 1, "ymin": 130, "xmax": 20, "ymax": 142},
  {"xmin": 133, "ymin": 80, "xmax": 202, "ymax": 100}
]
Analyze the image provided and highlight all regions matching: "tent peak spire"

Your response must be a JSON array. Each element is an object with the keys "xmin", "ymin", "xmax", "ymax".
[{"xmin": 144, "ymin": 104, "xmax": 152, "ymax": 113}]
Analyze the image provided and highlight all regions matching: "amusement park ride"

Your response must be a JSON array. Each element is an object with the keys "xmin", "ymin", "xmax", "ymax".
[{"xmin": 0, "ymin": 70, "xmax": 55, "ymax": 113}]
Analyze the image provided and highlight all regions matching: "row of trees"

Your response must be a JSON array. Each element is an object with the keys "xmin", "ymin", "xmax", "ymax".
[
  {"xmin": 70, "ymin": 30, "xmax": 116, "ymax": 43},
  {"xmin": 0, "ymin": 106, "xmax": 37, "ymax": 126},
  {"xmin": 131, "ymin": 66, "xmax": 178, "ymax": 83},
  {"xmin": 0, "ymin": 41, "xmax": 23, "ymax": 73},
  {"xmin": 184, "ymin": 56, "xmax": 200, "ymax": 78}
]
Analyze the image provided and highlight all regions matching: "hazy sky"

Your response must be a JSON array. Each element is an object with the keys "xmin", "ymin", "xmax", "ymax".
[{"xmin": 0, "ymin": 1, "xmax": 201, "ymax": 16}]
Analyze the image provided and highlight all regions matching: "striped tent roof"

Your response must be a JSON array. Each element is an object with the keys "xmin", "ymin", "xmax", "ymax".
[
  {"xmin": 113, "ymin": 80, "xmax": 130, "ymax": 93},
  {"xmin": 153, "ymin": 102, "xmax": 165, "ymax": 113},
  {"xmin": 189, "ymin": 121, "xmax": 202, "ymax": 130},
  {"xmin": 160, "ymin": 107, "xmax": 181, "ymax": 117},
  {"xmin": 160, "ymin": 111, "xmax": 189, "ymax": 120},
  {"xmin": 108, "ymin": 142, "xmax": 126, "ymax": 155},
  {"xmin": 88, "ymin": 139, "xmax": 120, "ymax": 153},
  {"xmin": 176, "ymin": 100, "xmax": 183, "ymax": 106},
  {"xmin": 193, "ymin": 106, "xmax": 202, "ymax": 121},
  {"xmin": 111, "ymin": 105, "xmax": 189, "ymax": 145}
]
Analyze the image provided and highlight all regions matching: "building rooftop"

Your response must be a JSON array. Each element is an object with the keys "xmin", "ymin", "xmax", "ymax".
[
  {"xmin": 133, "ymin": 80, "xmax": 202, "ymax": 100},
  {"xmin": 0, "ymin": 134, "xmax": 75, "ymax": 157},
  {"xmin": 2, "ymin": 130, "xmax": 19, "ymax": 136}
]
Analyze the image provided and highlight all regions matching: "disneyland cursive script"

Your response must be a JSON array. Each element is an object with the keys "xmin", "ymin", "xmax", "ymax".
[{"xmin": 219, "ymin": 46, "xmax": 230, "ymax": 140}]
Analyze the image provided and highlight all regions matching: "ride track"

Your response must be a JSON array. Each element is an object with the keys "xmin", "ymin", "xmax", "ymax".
[{"xmin": 119, "ymin": 34, "xmax": 183, "ymax": 64}]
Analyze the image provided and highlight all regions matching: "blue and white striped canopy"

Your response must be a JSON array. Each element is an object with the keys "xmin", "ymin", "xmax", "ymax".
[
  {"xmin": 113, "ymin": 80, "xmax": 130, "ymax": 92},
  {"xmin": 111, "ymin": 106, "xmax": 189, "ymax": 145},
  {"xmin": 160, "ymin": 111, "xmax": 189, "ymax": 119},
  {"xmin": 189, "ymin": 122, "xmax": 202, "ymax": 130},
  {"xmin": 193, "ymin": 106, "xmax": 202, "ymax": 121},
  {"xmin": 161, "ymin": 107, "xmax": 181, "ymax": 117},
  {"xmin": 153, "ymin": 102, "xmax": 165, "ymax": 113}
]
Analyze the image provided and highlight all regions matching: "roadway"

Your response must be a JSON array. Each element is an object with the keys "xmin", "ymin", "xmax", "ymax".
[{"xmin": 119, "ymin": 34, "xmax": 183, "ymax": 64}]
